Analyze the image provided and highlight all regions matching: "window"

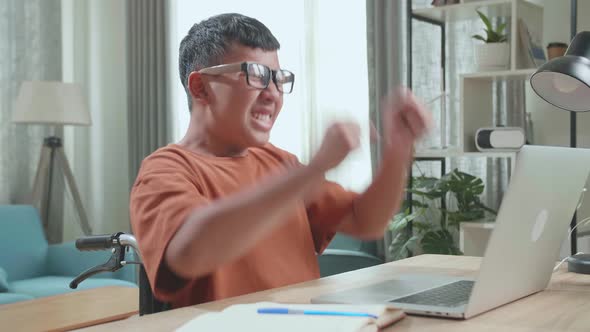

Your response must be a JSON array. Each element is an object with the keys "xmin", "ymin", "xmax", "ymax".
[{"xmin": 169, "ymin": 0, "xmax": 371, "ymax": 191}]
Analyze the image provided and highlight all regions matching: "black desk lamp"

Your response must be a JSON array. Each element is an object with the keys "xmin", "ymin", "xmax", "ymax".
[{"xmin": 530, "ymin": 31, "xmax": 590, "ymax": 274}]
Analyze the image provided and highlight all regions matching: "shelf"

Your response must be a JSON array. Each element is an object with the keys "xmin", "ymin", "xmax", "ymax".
[
  {"xmin": 412, "ymin": 0, "xmax": 514, "ymax": 22},
  {"xmin": 415, "ymin": 149, "xmax": 517, "ymax": 159},
  {"xmin": 461, "ymin": 68, "xmax": 537, "ymax": 81},
  {"xmin": 460, "ymin": 221, "xmax": 495, "ymax": 229}
]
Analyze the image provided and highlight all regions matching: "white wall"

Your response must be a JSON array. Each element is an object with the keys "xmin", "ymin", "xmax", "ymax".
[
  {"xmin": 526, "ymin": 0, "xmax": 570, "ymax": 148},
  {"xmin": 526, "ymin": 0, "xmax": 590, "ymax": 150},
  {"xmin": 527, "ymin": 0, "xmax": 590, "ymax": 252},
  {"xmin": 61, "ymin": 0, "xmax": 130, "ymax": 240},
  {"xmin": 576, "ymin": 0, "xmax": 590, "ymax": 237},
  {"xmin": 577, "ymin": 1, "xmax": 590, "ymax": 153}
]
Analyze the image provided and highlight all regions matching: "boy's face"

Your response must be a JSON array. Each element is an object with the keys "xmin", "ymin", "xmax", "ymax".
[{"xmin": 200, "ymin": 44, "xmax": 284, "ymax": 151}]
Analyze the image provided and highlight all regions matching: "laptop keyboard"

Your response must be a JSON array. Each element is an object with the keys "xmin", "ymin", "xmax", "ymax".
[{"xmin": 390, "ymin": 280, "xmax": 474, "ymax": 307}]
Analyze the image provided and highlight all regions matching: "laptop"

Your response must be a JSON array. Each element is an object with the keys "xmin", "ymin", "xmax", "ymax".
[{"xmin": 312, "ymin": 145, "xmax": 590, "ymax": 319}]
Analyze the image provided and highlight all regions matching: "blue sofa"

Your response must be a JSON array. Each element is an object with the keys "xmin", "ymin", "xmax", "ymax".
[{"xmin": 0, "ymin": 205, "xmax": 137, "ymax": 305}]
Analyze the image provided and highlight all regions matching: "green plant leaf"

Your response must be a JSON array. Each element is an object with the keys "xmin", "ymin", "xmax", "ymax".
[
  {"xmin": 484, "ymin": 29, "xmax": 495, "ymax": 42},
  {"xmin": 389, "ymin": 211, "xmax": 418, "ymax": 232},
  {"xmin": 476, "ymin": 202, "xmax": 498, "ymax": 215},
  {"xmin": 497, "ymin": 22, "xmax": 507, "ymax": 34},
  {"xmin": 476, "ymin": 10, "xmax": 493, "ymax": 33},
  {"xmin": 474, "ymin": 10, "xmax": 507, "ymax": 43},
  {"xmin": 412, "ymin": 220, "xmax": 434, "ymax": 233},
  {"xmin": 488, "ymin": 29, "xmax": 502, "ymax": 42},
  {"xmin": 472, "ymin": 34, "xmax": 487, "ymax": 42},
  {"xmin": 411, "ymin": 200, "xmax": 430, "ymax": 209},
  {"xmin": 399, "ymin": 199, "xmax": 429, "ymax": 211},
  {"xmin": 400, "ymin": 167, "xmax": 496, "ymax": 255},
  {"xmin": 421, "ymin": 229, "xmax": 463, "ymax": 255},
  {"xmin": 447, "ymin": 210, "xmax": 485, "ymax": 223},
  {"xmin": 389, "ymin": 232, "xmax": 419, "ymax": 261},
  {"xmin": 446, "ymin": 170, "xmax": 484, "ymax": 196},
  {"xmin": 407, "ymin": 188, "xmax": 445, "ymax": 200},
  {"xmin": 412, "ymin": 176, "xmax": 439, "ymax": 190}
]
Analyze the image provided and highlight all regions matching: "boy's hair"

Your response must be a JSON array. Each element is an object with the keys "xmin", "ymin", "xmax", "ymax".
[{"xmin": 179, "ymin": 13, "xmax": 280, "ymax": 111}]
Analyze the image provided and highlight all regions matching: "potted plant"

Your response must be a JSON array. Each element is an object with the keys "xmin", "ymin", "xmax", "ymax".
[
  {"xmin": 389, "ymin": 169, "xmax": 497, "ymax": 260},
  {"xmin": 472, "ymin": 10, "xmax": 509, "ymax": 70}
]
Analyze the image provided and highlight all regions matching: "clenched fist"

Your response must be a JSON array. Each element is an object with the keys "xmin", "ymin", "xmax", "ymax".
[
  {"xmin": 309, "ymin": 122, "xmax": 361, "ymax": 173},
  {"xmin": 381, "ymin": 87, "xmax": 433, "ymax": 163}
]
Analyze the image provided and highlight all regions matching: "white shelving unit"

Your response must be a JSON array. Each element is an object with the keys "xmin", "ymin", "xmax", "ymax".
[
  {"xmin": 459, "ymin": 71, "xmax": 536, "ymax": 154},
  {"xmin": 412, "ymin": 0, "xmax": 544, "ymax": 162},
  {"xmin": 413, "ymin": 0, "xmax": 517, "ymax": 23},
  {"xmin": 414, "ymin": 149, "xmax": 517, "ymax": 158},
  {"xmin": 415, "ymin": 149, "xmax": 517, "ymax": 171},
  {"xmin": 409, "ymin": 0, "xmax": 546, "ymax": 254},
  {"xmin": 413, "ymin": 0, "xmax": 543, "ymax": 71},
  {"xmin": 461, "ymin": 68, "xmax": 536, "ymax": 80}
]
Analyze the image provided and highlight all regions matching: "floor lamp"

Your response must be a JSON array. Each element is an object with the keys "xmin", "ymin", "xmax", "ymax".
[
  {"xmin": 12, "ymin": 81, "xmax": 93, "ymax": 236},
  {"xmin": 530, "ymin": 31, "xmax": 590, "ymax": 274}
]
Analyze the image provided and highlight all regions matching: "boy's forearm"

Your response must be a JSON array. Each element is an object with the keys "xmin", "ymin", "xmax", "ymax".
[
  {"xmin": 340, "ymin": 155, "xmax": 409, "ymax": 239},
  {"xmin": 165, "ymin": 165, "xmax": 324, "ymax": 279}
]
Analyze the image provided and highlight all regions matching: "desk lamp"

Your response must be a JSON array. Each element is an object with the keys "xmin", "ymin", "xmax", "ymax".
[{"xmin": 530, "ymin": 31, "xmax": 590, "ymax": 274}]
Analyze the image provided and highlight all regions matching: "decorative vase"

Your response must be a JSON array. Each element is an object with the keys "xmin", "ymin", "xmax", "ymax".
[
  {"xmin": 546, "ymin": 42, "xmax": 568, "ymax": 60},
  {"xmin": 475, "ymin": 42, "xmax": 510, "ymax": 71}
]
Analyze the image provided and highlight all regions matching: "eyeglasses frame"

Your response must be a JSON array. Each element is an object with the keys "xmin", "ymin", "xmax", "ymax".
[{"xmin": 197, "ymin": 61, "xmax": 294, "ymax": 94}]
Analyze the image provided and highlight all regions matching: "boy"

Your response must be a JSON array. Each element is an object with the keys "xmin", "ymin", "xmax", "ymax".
[{"xmin": 130, "ymin": 13, "xmax": 431, "ymax": 308}]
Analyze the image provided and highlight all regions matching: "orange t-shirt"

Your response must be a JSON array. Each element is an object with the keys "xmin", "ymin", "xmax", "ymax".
[{"xmin": 129, "ymin": 143, "xmax": 356, "ymax": 308}]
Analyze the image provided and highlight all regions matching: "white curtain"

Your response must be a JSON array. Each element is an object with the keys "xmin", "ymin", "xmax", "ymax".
[
  {"xmin": 0, "ymin": 0, "xmax": 64, "ymax": 242},
  {"xmin": 169, "ymin": 0, "xmax": 372, "ymax": 193},
  {"xmin": 62, "ymin": 0, "xmax": 130, "ymax": 240}
]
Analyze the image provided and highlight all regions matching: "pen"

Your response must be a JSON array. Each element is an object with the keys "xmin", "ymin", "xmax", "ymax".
[{"xmin": 257, "ymin": 307, "xmax": 378, "ymax": 319}]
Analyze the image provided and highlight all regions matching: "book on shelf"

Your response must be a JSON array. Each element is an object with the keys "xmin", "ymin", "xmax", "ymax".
[
  {"xmin": 175, "ymin": 302, "xmax": 406, "ymax": 332},
  {"xmin": 518, "ymin": 18, "xmax": 546, "ymax": 68}
]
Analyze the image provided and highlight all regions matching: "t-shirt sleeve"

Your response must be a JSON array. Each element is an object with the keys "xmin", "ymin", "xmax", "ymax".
[
  {"xmin": 306, "ymin": 179, "xmax": 358, "ymax": 254},
  {"xmin": 129, "ymin": 153, "xmax": 209, "ymax": 303}
]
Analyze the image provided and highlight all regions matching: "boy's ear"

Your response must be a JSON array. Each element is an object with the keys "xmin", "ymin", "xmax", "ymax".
[{"xmin": 188, "ymin": 71, "xmax": 208, "ymax": 104}]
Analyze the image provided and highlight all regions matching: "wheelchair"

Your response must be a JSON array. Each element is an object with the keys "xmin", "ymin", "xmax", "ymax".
[{"xmin": 69, "ymin": 232, "xmax": 170, "ymax": 315}]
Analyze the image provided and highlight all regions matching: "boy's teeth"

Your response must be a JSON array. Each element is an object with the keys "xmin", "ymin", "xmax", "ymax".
[{"xmin": 254, "ymin": 113, "xmax": 271, "ymax": 121}]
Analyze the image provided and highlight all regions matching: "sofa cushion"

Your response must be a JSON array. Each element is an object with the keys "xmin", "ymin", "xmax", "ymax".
[
  {"xmin": 0, "ymin": 292, "xmax": 35, "ymax": 305},
  {"xmin": 0, "ymin": 267, "xmax": 8, "ymax": 292},
  {"xmin": 10, "ymin": 276, "xmax": 137, "ymax": 298},
  {"xmin": 0, "ymin": 205, "xmax": 48, "ymax": 280}
]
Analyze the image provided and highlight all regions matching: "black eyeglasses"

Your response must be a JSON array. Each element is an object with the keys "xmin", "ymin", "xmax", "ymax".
[{"xmin": 198, "ymin": 62, "xmax": 295, "ymax": 94}]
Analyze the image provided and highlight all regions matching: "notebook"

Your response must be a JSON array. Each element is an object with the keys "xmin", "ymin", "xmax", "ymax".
[{"xmin": 176, "ymin": 302, "xmax": 405, "ymax": 332}]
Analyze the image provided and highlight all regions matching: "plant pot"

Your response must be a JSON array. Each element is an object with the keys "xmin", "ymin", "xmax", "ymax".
[
  {"xmin": 475, "ymin": 42, "xmax": 510, "ymax": 71},
  {"xmin": 459, "ymin": 220, "xmax": 495, "ymax": 256}
]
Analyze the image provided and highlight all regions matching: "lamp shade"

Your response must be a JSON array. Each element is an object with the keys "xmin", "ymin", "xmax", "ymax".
[
  {"xmin": 530, "ymin": 31, "xmax": 590, "ymax": 112},
  {"xmin": 12, "ymin": 81, "xmax": 91, "ymax": 126}
]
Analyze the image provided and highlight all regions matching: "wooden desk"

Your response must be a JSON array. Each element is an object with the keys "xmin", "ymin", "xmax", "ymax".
[
  {"xmin": 76, "ymin": 255, "xmax": 590, "ymax": 331},
  {"xmin": 1, "ymin": 286, "xmax": 138, "ymax": 332}
]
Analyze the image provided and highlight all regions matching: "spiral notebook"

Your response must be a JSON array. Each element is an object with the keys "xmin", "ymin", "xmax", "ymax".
[{"xmin": 176, "ymin": 302, "xmax": 405, "ymax": 332}]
